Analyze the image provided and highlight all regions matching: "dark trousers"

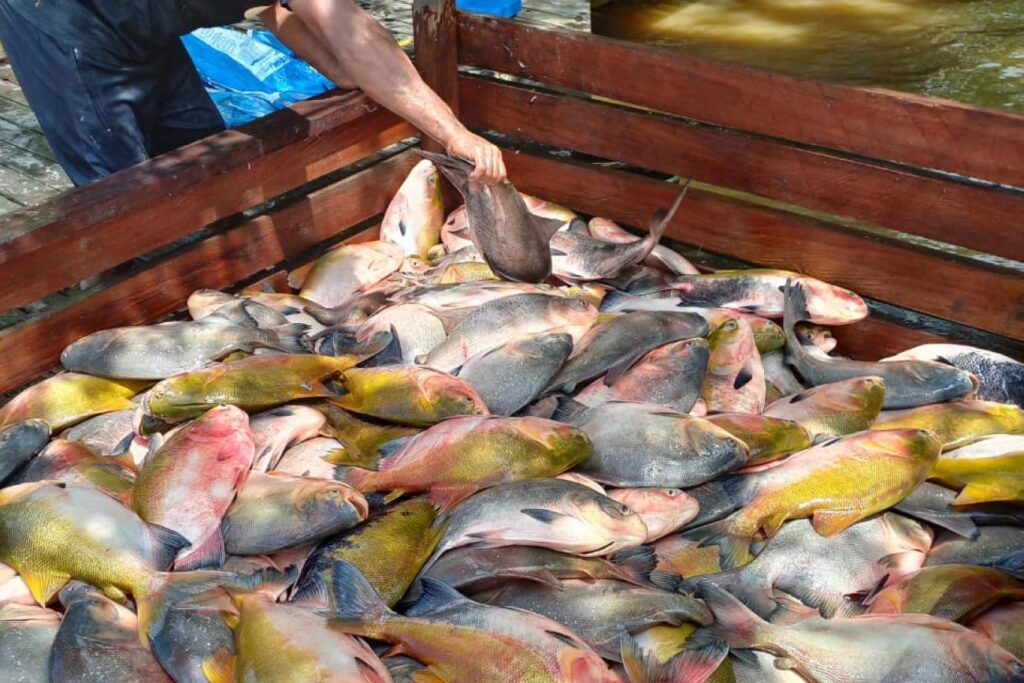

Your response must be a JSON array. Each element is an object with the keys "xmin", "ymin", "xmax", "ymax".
[{"xmin": 0, "ymin": 0, "xmax": 225, "ymax": 185}]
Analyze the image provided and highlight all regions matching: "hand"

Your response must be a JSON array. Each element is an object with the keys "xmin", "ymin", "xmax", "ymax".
[{"xmin": 445, "ymin": 130, "xmax": 507, "ymax": 189}]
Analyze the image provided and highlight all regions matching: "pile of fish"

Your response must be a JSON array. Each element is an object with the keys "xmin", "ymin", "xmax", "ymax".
[{"xmin": 0, "ymin": 154, "xmax": 1022, "ymax": 682}]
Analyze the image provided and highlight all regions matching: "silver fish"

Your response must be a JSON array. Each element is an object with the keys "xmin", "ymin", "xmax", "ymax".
[
  {"xmin": 0, "ymin": 420, "xmax": 49, "ymax": 485},
  {"xmin": 926, "ymin": 526, "xmax": 1024, "ymax": 575}
]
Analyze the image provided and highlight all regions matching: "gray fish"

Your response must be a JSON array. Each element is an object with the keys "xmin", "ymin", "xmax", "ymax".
[
  {"xmin": 457, "ymin": 333, "xmax": 574, "ymax": 416},
  {"xmin": 685, "ymin": 514, "xmax": 932, "ymax": 619},
  {"xmin": 926, "ymin": 527, "xmax": 1024, "ymax": 575},
  {"xmin": 473, "ymin": 578, "xmax": 711, "ymax": 660},
  {"xmin": 51, "ymin": 584, "xmax": 171, "ymax": 683},
  {"xmin": 421, "ymin": 545, "xmax": 656, "ymax": 594},
  {"xmin": 149, "ymin": 586, "xmax": 237, "ymax": 683},
  {"xmin": 692, "ymin": 585, "xmax": 1024, "ymax": 682},
  {"xmin": 783, "ymin": 281, "xmax": 977, "ymax": 408},
  {"xmin": 419, "ymin": 150, "xmax": 565, "ymax": 283},
  {"xmin": 549, "ymin": 187, "xmax": 686, "ymax": 281},
  {"xmin": 359, "ymin": 303, "xmax": 447, "ymax": 364},
  {"xmin": 884, "ymin": 343, "xmax": 1024, "ymax": 408},
  {"xmin": 0, "ymin": 420, "xmax": 49, "ymax": 485},
  {"xmin": 61, "ymin": 313, "xmax": 309, "ymax": 380},
  {"xmin": 60, "ymin": 410, "xmax": 134, "ymax": 456},
  {"xmin": 0, "ymin": 604, "xmax": 61, "ymax": 683},
  {"xmin": 546, "ymin": 310, "xmax": 708, "ymax": 394},
  {"xmin": 420, "ymin": 293, "xmax": 597, "ymax": 373},
  {"xmin": 555, "ymin": 400, "xmax": 748, "ymax": 488},
  {"xmin": 895, "ymin": 482, "xmax": 983, "ymax": 539}
]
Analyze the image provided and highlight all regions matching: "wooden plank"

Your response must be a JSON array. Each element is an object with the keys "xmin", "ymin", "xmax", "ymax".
[
  {"xmin": 0, "ymin": 151, "xmax": 416, "ymax": 395},
  {"xmin": 457, "ymin": 14, "xmax": 1024, "ymax": 189},
  {"xmin": 0, "ymin": 139, "xmax": 69, "ymax": 190},
  {"xmin": 0, "ymin": 116, "xmax": 54, "ymax": 160},
  {"xmin": 462, "ymin": 77, "xmax": 1024, "ymax": 262},
  {"xmin": 0, "ymin": 92, "xmax": 415, "ymax": 314},
  {"xmin": 829, "ymin": 315, "xmax": 951, "ymax": 361},
  {"xmin": 498, "ymin": 149, "xmax": 1024, "ymax": 341},
  {"xmin": 0, "ymin": 163, "xmax": 52, "ymax": 206}
]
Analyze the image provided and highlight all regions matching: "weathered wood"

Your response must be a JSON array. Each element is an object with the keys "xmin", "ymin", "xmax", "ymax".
[
  {"xmin": 0, "ymin": 92, "xmax": 414, "ymax": 315},
  {"xmin": 828, "ymin": 315, "xmax": 950, "ymax": 361},
  {"xmin": 462, "ymin": 77, "xmax": 1024, "ymax": 262},
  {"xmin": 0, "ymin": 140, "xmax": 70, "ymax": 191},
  {"xmin": 457, "ymin": 14, "xmax": 1024, "ymax": 189},
  {"xmin": 0, "ymin": 151, "xmax": 416, "ymax": 395},
  {"xmin": 498, "ymin": 148, "xmax": 1024, "ymax": 341}
]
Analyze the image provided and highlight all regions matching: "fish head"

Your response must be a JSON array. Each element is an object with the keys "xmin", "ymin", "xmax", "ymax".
[
  {"xmin": 529, "ymin": 421, "xmax": 593, "ymax": 468},
  {"xmin": 299, "ymin": 480, "xmax": 370, "ymax": 529},
  {"xmin": 549, "ymin": 298, "xmax": 600, "ymax": 335},
  {"xmin": 570, "ymin": 491, "xmax": 649, "ymax": 553},
  {"xmin": 799, "ymin": 279, "xmax": 868, "ymax": 324},
  {"xmin": 871, "ymin": 428, "xmax": 942, "ymax": 468},
  {"xmin": 880, "ymin": 513, "xmax": 934, "ymax": 556},
  {"xmin": 557, "ymin": 646, "xmax": 619, "ymax": 683},
  {"xmin": 707, "ymin": 318, "xmax": 748, "ymax": 355},
  {"xmin": 659, "ymin": 337, "xmax": 711, "ymax": 372},
  {"xmin": 419, "ymin": 372, "xmax": 490, "ymax": 419},
  {"xmin": 608, "ymin": 488, "xmax": 699, "ymax": 540},
  {"xmin": 685, "ymin": 420, "xmax": 750, "ymax": 469},
  {"xmin": 794, "ymin": 322, "xmax": 837, "ymax": 353},
  {"xmin": 820, "ymin": 376, "xmax": 888, "ymax": 416},
  {"xmin": 528, "ymin": 333, "xmax": 576, "ymax": 364},
  {"xmin": 186, "ymin": 289, "xmax": 236, "ymax": 319},
  {"xmin": 520, "ymin": 193, "xmax": 577, "ymax": 223}
]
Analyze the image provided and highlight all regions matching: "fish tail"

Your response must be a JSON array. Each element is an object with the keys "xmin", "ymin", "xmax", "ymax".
[
  {"xmin": 415, "ymin": 150, "xmax": 471, "ymax": 194},
  {"xmin": 328, "ymin": 560, "xmax": 395, "ymax": 623},
  {"xmin": 341, "ymin": 467, "xmax": 376, "ymax": 492},
  {"xmin": 266, "ymin": 323, "xmax": 314, "ymax": 354},
  {"xmin": 782, "ymin": 279, "xmax": 810, "ymax": 334},
  {"xmin": 621, "ymin": 634, "xmax": 727, "ymax": 683},
  {"xmin": 649, "ymin": 180, "xmax": 690, "ymax": 244},
  {"xmin": 679, "ymin": 571, "xmax": 777, "ymax": 619},
  {"xmin": 684, "ymin": 517, "xmax": 753, "ymax": 570},
  {"xmin": 608, "ymin": 546, "xmax": 658, "ymax": 586},
  {"xmin": 686, "ymin": 585, "xmax": 769, "ymax": 652},
  {"xmin": 136, "ymin": 570, "xmax": 235, "ymax": 647}
]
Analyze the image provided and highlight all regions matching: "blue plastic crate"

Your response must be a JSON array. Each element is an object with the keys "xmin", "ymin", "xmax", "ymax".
[{"xmin": 456, "ymin": 0, "xmax": 520, "ymax": 18}]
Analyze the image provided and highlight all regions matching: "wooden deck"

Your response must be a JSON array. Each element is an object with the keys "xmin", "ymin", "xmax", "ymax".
[{"xmin": 0, "ymin": 0, "xmax": 589, "ymax": 219}]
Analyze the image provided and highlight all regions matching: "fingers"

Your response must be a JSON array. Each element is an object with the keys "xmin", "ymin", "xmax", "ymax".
[{"xmin": 470, "ymin": 144, "xmax": 506, "ymax": 186}]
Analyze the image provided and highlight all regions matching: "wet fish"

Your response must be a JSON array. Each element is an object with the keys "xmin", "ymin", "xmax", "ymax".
[
  {"xmin": 150, "ymin": 586, "xmax": 238, "ymax": 683},
  {"xmin": 653, "ymin": 535, "xmax": 724, "ymax": 579},
  {"xmin": 222, "ymin": 472, "xmax": 367, "ymax": 555},
  {"xmin": 0, "ymin": 562, "xmax": 32, "ymax": 607},
  {"xmin": 420, "ymin": 150, "xmax": 566, "ymax": 283},
  {"xmin": 764, "ymin": 376, "xmax": 886, "ymax": 440},
  {"xmin": 133, "ymin": 405, "xmax": 255, "ymax": 569},
  {"xmin": 296, "ymin": 240, "xmax": 404, "ymax": 307},
  {"xmin": 14, "ymin": 439, "xmax": 135, "ymax": 502},
  {"xmin": 970, "ymin": 602, "xmax": 1024, "ymax": 659},
  {"xmin": 894, "ymin": 482, "xmax": 983, "ymax": 539},
  {"xmin": 705, "ymin": 414, "xmax": 813, "ymax": 467},
  {"xmin": 0, "ymin": 419, "xmax": 49, "ymax": 484},
  {"xmin": 885, "ymin": 343, "xmax": 1024, "ymax": 407},
  {"xmin": 391, "ymin": 280, "xmax": 567, "ymax": 310},
  {"xmin": 60, "ymin": 410, "xmax": 134, "ymax": 456},
  {"xmin": 331, "ymin": 366, "xmax": 488, "ymax": 426},
  {"xmin": 556, "ymin": 400, "xmax": 748, "ymax": 488},
  {"xmin": 702, "ymin": 318, "xmax": 766, "ymax": 415},
  {"xmin": 866, "ymin": 564, "xmax": 1024, "ymax": 622},
  {"xmin": 0, "ymin": 373, "xmax": 147, "ymax": 431},
  {"xmin": 320, "ymin": 403, "xmax": 420, "ymax": 469},
  {"xmin": 441, "ymin": 204, "xmax": 474, "ymax": 252},
  {"xmin": 783, "ymin": 281, "xmax": 977, "ymax": 408},
  {"xmin": 871, "ymin": 400, "xmax": 1024, "ymax": 449},
  {"xmin": 457, "ymin": 333, "xmax": 574, "ymax": 416},
  {"xmin": 249, "ymin": 405, "xmax": 327, "ymax": 473},
  {"xmin": 346, "ymin": 415, "xmax": 591, "ymax": 510},
  {"xmin": 360, "ymin": 303, "xmax": 447, "ymax": 364},
  {"xmin": 0, "ymin": 603, "xmax": 61, "ymax": 683},
  {"xmin": 926, "ymin": 526, "xmax": 1024, "ymax": 575},
  {"xmin": 587, "ymin": 215, "xmax": 700, "ymax": 275},
  {"xmin": 607, "ymin": 487, "xmax": 700, "ymax": 541},
  {"xmin": 546, "ymin": 310, "xmax": 707, "ymax": 394},
  {"xmin": 421, "ymin": 293, "xmax": 597, "ymax": 373},
  {"xmin": 930, "ymin": 435, "xmax": 1024, "ymax": 505},
  {"xmin": 761, "ymin": 351, "xmax": 805, "ymax": 398},
  {"xmin": 381, "ymin": 158, "xmax": 444, "ymax": 258},
  {"xmin": 274, "ymin": 437, "xmax": 347, "ymax": 480}
]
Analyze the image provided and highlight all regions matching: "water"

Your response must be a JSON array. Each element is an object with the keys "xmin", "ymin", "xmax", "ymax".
[{"xmin": 591, "ymin": 0, "xmax": 1024, "ymax": 112}]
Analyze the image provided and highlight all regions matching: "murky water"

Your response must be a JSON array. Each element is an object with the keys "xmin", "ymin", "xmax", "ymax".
[{"xmin": 591, "ymin": 0, "xmax": 1024, "ymax": 112}]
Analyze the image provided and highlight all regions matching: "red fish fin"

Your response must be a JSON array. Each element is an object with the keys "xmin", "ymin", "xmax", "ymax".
[
  {"xmin": 201, "ymin": 647, "xmax": 236, "ymax": 683},
  {"xmin": 811, "ymin": 509, "xmax": 868, "ymax": 537},
  {"xmin": 428, "ymin": 484, "xmax": 478, "ymax": 512},
  {"xmin": 343, "ymin": 467, "xmax": 376, "ymax": 492},
  {"xmin": 173, "ymin": 531, "xmax": 225, "ymax": 571}
]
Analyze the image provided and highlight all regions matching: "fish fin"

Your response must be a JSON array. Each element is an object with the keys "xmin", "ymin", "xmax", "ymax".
[
  {"xmin": 893, "ymin": 503, "xmax": 980, "ymax": 540},
  {"xmin": 415, "ymin": 150, "xmax": 471, "ymax": 194},
  {"xmin": 142, "ymin": 433, "xmax": 165, "ymax": 469},
  {"xmin": 989, "ymin": 550, "xmax": 1024, "ymax": 577},
  {"xmin": 267, "ymin": 323, "xmax": 314, "ymax": 354},
  {"xmin": 550, "ymin": 396, "xmax": 590, "ymax": 425},
  {"xmin": 649, "ymin": 181, "xmax": 690, "ymax": 242},
  {"xmin": 690, "ymin": 584, "xmax": 767, "ymax": 650},
  {"xmin": 137, "ymin": 570, "xmax": 233, "ymax": 647},
  {"xmin": 329, "ymin": 560, "xmax": 395, "ymax": 620},
  {"xmin": 684, "ymin": 517, "xmax": 752, "ymax": 570},
  {"xmin": 511, "ymin": 568, "xmax": 563, "ymax": 588},
  {"xmin": 768, "ymin": 591, "xmax": 819, "ymax": 624},
  {"xmin": 382, "ymin": 489, "xmax": 406, "ymax": 505},
  {"xmin": 620, "ymin": 633, "xmax": 662, "ymax": 683},
  {"xmin": 782, "ymin": 279, "xmax": 809, "ymax": 335},
  {"xmin": 288, "ymin": 575, "xmax": 332, "ymax": 609},
  {"xmin": 810, "ymin": 509, "xmax": 868, "ymax": 537},
  {"xmin": 610, "ymin": 546, "xmax": 658, "ymax": 585},
  {"xmin": 780, "ymin": 582, "xmax": 848, "ymax": 619},
  {"xmin": 173, "ymin": 531, "xmax": 225, "ymax": 571},
  {"xmin": 428, "ymin": 484, "xmax": 479, "ymax": 513},
  {"xmin": 405, "ymin": 578, "xmax": 468, "ymax": 616},
  {"xmin": 361, "ymin": 326, "xmax": 403, "ymax": 368},
  {"xmin": 341, "ymin": 467, "xmax": 375, "ymax": 491},
  {"xmin": 410, "ymin": 669, "xmax": 447, "ymax": 683},
  {"xmin": 111, "ymin": 432, "xmax": 135, "ymax": 456},
  {"xmin": 288, "ymin": 262, "xmax": 316, "ymax": 290},
  {"xmin": 684, "ymin": 571, "xmax": 776, "ymax": 620},
  {"xmin": 521, "ymin": 508, "xmax": 571, "ymax": 524},
  {"xmin": 223, "ymin": 565, "xmax": 299, "ymax": 601},
  {"xmin": 201, "ymin": 647, "xmax": 236, "ymax": 683},
  {"xmin": 20, "ymin": 570, "xmax": 69, "ymax": 606},
  {"xmin": 671, "ymin": 643, "xmax": 730, "ymax": 683},
  {"xmin": 649, "ymin": 570, "xmax": 686, "ymax": 592},
  {"xmin": 534, "ymin": 215, "xmax": 569, "ymax": 241},
  {"xmin": 761, "ymin": 512, "xmax": 788, "ymax": 539},
  {"xmin": 953, "ymin": 481, "xmax": 1015, "ymax": 506},
  {"xmin": 147, "ymin": 522, "xmax": 192, "ymax": 570},
  {"xmin": 376, "ymin": 437, "xmax": 416, "ymax": 469},
  {"xmin": 733, "ymin": 364, "xmax": 754, "ymax": 390}
]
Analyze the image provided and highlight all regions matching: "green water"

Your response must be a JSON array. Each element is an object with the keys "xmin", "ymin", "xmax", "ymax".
[{"xmin": 591, "ymin": 0, "xmax": 1024, "ymax": 112}]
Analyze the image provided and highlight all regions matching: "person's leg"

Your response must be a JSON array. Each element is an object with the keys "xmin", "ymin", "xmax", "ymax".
[
  {"xmin": 150, "ymin": 39, "xmax": 225, "ymax": 156},
  {"xmin": 0, "ymin": 0, "xmax": 150, "ymax": 185}
]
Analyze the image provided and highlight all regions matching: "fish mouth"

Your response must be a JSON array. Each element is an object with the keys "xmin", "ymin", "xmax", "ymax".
[{"xmin": 348, "ymin": 489, "xmax": 370, "ymax": 519}]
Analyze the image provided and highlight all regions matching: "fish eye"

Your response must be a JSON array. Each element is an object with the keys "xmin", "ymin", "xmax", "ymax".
[
  {"xmin": 327, "ymin": 489, "xmax": 340, "ymax": 498},
  {"xmin": 617, "ymin": 503, "xmax": 631, "ymax": 515},
  {"xmin": 724, "ymin": 321, "xmax": 738, "ymax": 331},
  {"xmin": 666, "ymin": 489, "xmax": 680, "ymax": 497}
]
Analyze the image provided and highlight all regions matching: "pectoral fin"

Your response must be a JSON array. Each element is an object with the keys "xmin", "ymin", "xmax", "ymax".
[
  {"xmin": 21, "ymin": 570, "xmax": 69, "ymax": 606},
  {"xmin": 811, "ymin": 509, "xmax": 869, "ymax": 537}
]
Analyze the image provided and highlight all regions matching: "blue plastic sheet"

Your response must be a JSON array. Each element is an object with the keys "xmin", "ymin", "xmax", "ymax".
[{"xmin": 182, "ymin": 27, "xmax": 334, "ymax": 128}]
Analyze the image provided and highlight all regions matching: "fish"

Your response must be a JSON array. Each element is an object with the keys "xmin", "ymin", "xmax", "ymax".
[
  {"xmin": 866, "ymin": 564, "xmax": 1024, "ymax": 622},
  {"xmin": 929, "ymin": 435, "xmax": 1024, "ymax": 505},
  {"xmin": 222, "ymin": 472, "xmax": 367, "ymax": 555},
  {"xmin": 691, "ymin": 585, "xmax": 1024, "ymax": 682},
  {"xmin": 331, "ymin": 366, "xmax": 488, "ymax": 426},
  {"xmin": 689, "ymin": 429, "xmax": 940, "ymax": 568},
  {"xmin": 969, "ymin": 602, "xmax": 1024, "ymax": 659},
  {"xmin": 421, "ymin": 293, "xmax": 598, "ymax": 373},
  {"xmin": 274, "ymin": 437, "xmax": 348, "ymax": 479},
  {"xmin": 548, "ymin": 188, "xmax": 686, "ymax": 281},
  {"xmin": 132, "ymin": 405, "xmax": 255, "ymax": 569},
  {"xmin": 320, "ymin": 403, "xmax": 420, "ymax": 469},
  {"xmin": 587, "ymin": 215, "xmax": 700, "ymax": 275},
  {"xmin": 474, "ymin": 578, "xmax": 711, "ymax": 661},
  {"xmin": 330, "ymin": 560, "xmax": 621, "ymax": 682},
  {"xmin": 546, "ymin": 311, "xmax": 707, "ymax": 394},
  {"xmin": 606, "ymin": 488, "xmax": 700, "ymax": 542},
  {"xmin": 783, "ymin": 281, "xmax": 977, "ymax": 408},
  {"xmin": 419, "ymin": 150, "xmax": 567, "ymax": 283},
  {"xmin": 705, "ymin": 414, "xmax": 813, "ymax": 467},
  {"xmin": 884, "ymin": 343, "xmax": 1024, "ymax": 407},
  {"xmin": 60, "ymin": 314, "xmax": 309, "ymax": 380},
  {"xmin": 149, "ymin": 586, "xmax": 238, "ymax": 683},
  {"xmin": 296, "ymin": 240, "xmax": 404, "ymax": 307},
  {"xmin": 686, "ymin": 514, "xmax": 932, "ymax": 619},
  {"xmin": 555, "ymin": 400, "xmax": 748, "ymax": 488},
  {"xmin": 653, "ymin": 535, "xmax": 724, "ymax": 579},
  {"xmin": 391, "ymin": 280, "xmax": 568, "ymax": 310},
  {"xmin": 0, "ymin": 373, "xmax": 148, "ymax": 431},
  {"xmin": 0, "ymin": 419, "xmax": 49, "ymax": 484},
  {"xmin": 381, "ymin": 158, "xmax": 444, "ymax": 258},
  {"xmin": 50, "ymin": 584, "xmax": 172, "ymax": 682},
  {"xmin": 761, "ymin": 351, "xmax": 805, "ymax": 398},
  {"xmin": 0, "ymin": 562, "xmax": 32, "ymax": 607},
  {"xmin": 13, "ymin": 439, "xmax": 136, "ymax": 502},
  {"xmin": 0, "ymin": 603, "xmax": 61, "ymax": 682},
  {"xmin": 521, "ymin": 193, "xmax": 578, "ymax": 222},
  {"xmin": 142, "ymin": 354, "xmax": 357, "ymax": 422},
  {"xmin": 894, "ymin": 482, "xmax": 984, "ymax": 539},
  {"xmin": 359, "ymin": 303, "xmax": 447, "ymax": 364},
  {"xmin": 431, "ymin": 478, "xmax": 649, "ymax": 560},
  {"xmin": 420, "ymin": 545, "xmax": 657, "ymax": 593},
  {"xmin": 926, "ymin": 526, "xmax": 1024, "ymax": 575},
  {"xmin": 60, "ymin": 410, "xmax": 134, "ymax": 456},
  {"xmin": 0, "ymin": 481, "xmax": 229, "ymax": 644},
  {"xmin": 441, "ymin": 204, "xmax": 475, "ymax": 252},
  {"xmin": 291, "ymin": 496, "xmax": 444, "ymax": 608},
  {"xmin": 871, "ymin": 400, "xmax": 1024, "ymax": 450},
  {"xmin": 764, "ymin": 376, "xmax": 886, "ymax": 440},
  {"xmin": 457, "ymin": 333, "xmax": 574, "ymax": 416},
  {"xmin": 702, "ymin": 317, "xmax": 766, "ymax": 415},
  {"xmin": 248, "ymin": 405, "xmax": 327, "ymax": 473},
  {"xmin": 575, "ymin": 338, "xmax": 710, "ymax": 414},
  {"xmin": 345, "ymin": 415, "xmax": 592, "ymax": 510}
]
